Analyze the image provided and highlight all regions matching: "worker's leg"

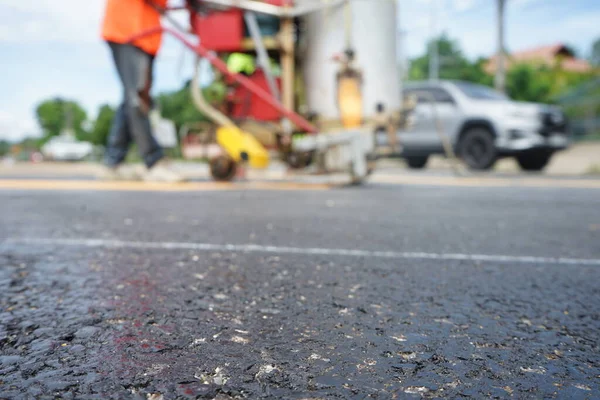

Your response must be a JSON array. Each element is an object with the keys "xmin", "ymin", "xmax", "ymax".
[
  {"xmin": 109, "ymin": 42, "xmax": 163, "ymax": 169},
  {"xmin": 104, "ymin": 103, "xmax": 132, "ymax": 166},
  {"xmin": 104, "ymin": 42, "xmax": 132, "ymax": 167}
]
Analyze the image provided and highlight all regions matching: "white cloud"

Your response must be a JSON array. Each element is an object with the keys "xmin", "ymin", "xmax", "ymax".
[
  {"xmin": 453, "ymin": 0, "xmax": 477, "ymax": 12},
  {"xmin": 0, "ymin": 0, "xmax": 190, "ymax": 44},
  {"xmin": 0, "ymin": 111, "xmax": 40, "ymax": 142},
  {"xmin": 512, "ymin": 0, "xmax": 544, "ymax": 9},
  {"xmin": 507, "ymin": 9, "xmax": 600, "ymax": 54},
  {"xmin": 0, "ymin": 0, "xmax": 105, "ymax": 44}
]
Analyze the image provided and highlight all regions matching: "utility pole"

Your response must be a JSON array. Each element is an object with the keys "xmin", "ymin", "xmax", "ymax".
[
  {"xmin": 495, "ymin": 0, "xmax": 507, "ymax": 92},
  {"xmin": 396, "ymin": 0, "xmax": 408, "ymax": 80},
  {"xmin": 428, "ymin": 0, "xmax": 439, "ymax": 81},
  {"xmin": 398, "ymin": 29, "xmax": 408, "ymax": 79}
]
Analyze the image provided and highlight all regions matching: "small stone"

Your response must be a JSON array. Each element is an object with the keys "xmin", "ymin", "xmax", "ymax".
[
  {"xmin": 30, "ymin": 339, "xmax": 54, "ymax": 353},
  {"xmin": 231, "ymin": 336, "xmax": 249, "ymax": 344},
  {"xmin": 21, "ymin": 361, "xmax": 45, "ymax": 378},
  {"xmin": 34, "ymin": 328, "xmax": 56, "ymax": 338},
  {"xmin": 84, "ymin": 372, "xmax": 100, "ymax": 385},
  {"xmin": 0, "ymin": 391, "xmax": 21, "ymax": 399},
  {"xmin": 574, "ymin": 384, "xmax": 591, "ymax": 391},
  {"xmin": 309, "ymin": 354, "xmax": 330, "ymax": 362},
  {"xmin": 259, "ymin": 308, "xmax": 281, "ymax": 315},
  {"xmin": 20, "ymin": 320, "xmax": 39, "ymax": 331},
  {"xmin": 44, "ymin": 359, "xmax": 62, "ymax": 369},
  {"xmin": 0, "ymin": 355, "xmax": 22, "ymax": 366},
  {"xmin": 35, "ymin": 369, "xmax": 66, "ymax": 380},
  {"xmin": 405, "ymin": 386, "xmax": 429, "ymax": 394},
  {"xmin": 75, "ymin": 326, "xmax": 101, "ymax": 339},
  {"xmin": 46, "ymin": 381, "xmax": 76, "ymax": 391},
  {"xmin": 70, "ymin": 344, "xmax": 86, "ymax": 353},
  {"xmin": 27, "ymin": 385, "xmax": 44, "ymax": 397}
]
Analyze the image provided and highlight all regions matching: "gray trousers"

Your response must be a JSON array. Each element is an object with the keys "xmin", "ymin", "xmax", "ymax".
[{"xmin": 104, "ymin": 42, "xmax": 163, "ymax": 168}]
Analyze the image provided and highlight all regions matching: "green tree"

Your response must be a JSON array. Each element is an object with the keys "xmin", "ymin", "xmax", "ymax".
[
  {"xmin": 0, "ymin": 140, "xmax": 10, "ymax": 156},
  {"xmin": 506, "ymin": 64, "xmax": 553, "ymax": 102},
  {"xmin": 507, "ymin": 62, "xmax": 595, "ymax": 103},
  {"xmin": 89, "ymin": 105, "xmax": 115, "ymax": 146},
  {"xmin": 19, "ymin": 137, "xmax": 45, "ymax": 151},
  {"xmin": 408, "ymin": 34, "xmax": 490, "ymax": 84},
  {"xmin": 157, "ymin": 80, "xmax": 227, "ymax": 131},
  {"xmin": 35, "ymin": 98, "xmax": 88, "ymax": 141}
]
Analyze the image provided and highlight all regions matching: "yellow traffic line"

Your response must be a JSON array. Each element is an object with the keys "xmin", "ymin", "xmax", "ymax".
[
  {"xmin": 0, "ymin": 179, "xmax": 331, "ymax": 192},
  {"xmin": 370, "ymin": 174, "xmax": 600, "ymax": 189},
  {"xmin": 1, "ymin": 175, "xmax": 599, "ymax": 192}
]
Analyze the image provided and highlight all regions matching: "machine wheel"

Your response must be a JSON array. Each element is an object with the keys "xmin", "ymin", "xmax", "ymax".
[
  {"xmin": 285, "ymin": 151, "xmax": 314, "ymax": 169},
  {"xmin": 516, "ymin": 150, "xmax": 553, "ymax": 171},
  {"xmin": 405, "ymin": 156, "xmax": 429, "ymax": 169},
  {"xmin": 210, "ymin": 155, "xmax": 237, "ymax": 181},
  {"xmin": 458, "ymin": 127, "xmax": 497, "ymax": 170}
]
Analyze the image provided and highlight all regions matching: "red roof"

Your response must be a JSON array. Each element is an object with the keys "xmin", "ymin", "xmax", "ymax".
[{"xmin": 485, "ymin": 43, "xmax": 592, "ymax": 73}]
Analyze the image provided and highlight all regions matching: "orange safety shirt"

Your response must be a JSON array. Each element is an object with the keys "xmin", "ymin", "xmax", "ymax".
[{"xmin": 101, "ymin": 0, "xmax": 168, "ymax": 56}]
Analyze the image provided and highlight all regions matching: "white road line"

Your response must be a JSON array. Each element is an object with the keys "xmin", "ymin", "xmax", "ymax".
[{"xmin": 4, "ymin": 237, "xmax": 600, "ymax": 266}]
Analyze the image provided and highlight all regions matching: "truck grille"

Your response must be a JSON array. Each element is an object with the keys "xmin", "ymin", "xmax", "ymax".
[{"xmin": 539, "ymin": 110, "xmax": 568, "ymax": 137}]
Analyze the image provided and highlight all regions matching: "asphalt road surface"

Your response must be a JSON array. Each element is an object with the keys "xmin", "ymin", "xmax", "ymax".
[{"xmin": 1, "ymin": 178, "xmax": 599, "ymax": 399}]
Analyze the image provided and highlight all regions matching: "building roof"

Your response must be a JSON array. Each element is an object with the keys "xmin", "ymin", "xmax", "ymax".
[{"xmin": 485, "ymin": 43, "xmax": 592, "ymax": 74}]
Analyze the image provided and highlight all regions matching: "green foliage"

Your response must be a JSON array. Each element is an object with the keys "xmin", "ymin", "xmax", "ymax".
[
  {"xmin": 35, "ymin": 98, "xmax": 88, "ymax": 141},
  {"xmin": 18, "ymin": 137, "xmax": 45, "ymax": 151},
  {"xmin": 408, "ymin": 34, "xmax": 491, "ymax": 84},
  {"xmin": 0, "ymin": 140, "xmax": 10, "ymax": 156},
  {"xmin": 157, "ymin": 80, "xmax": 227, "ymax": 132},
  {"xmin": 556, "ymin": 79, "xmax": 600, "ymax": 138},
  {"xmin": 408, "ymin": 34, "xmax": 597, "ymax": 106},
  {"xmin": 89, "ymin": 105, "xmax": 116, "ymax": 146},
  {"xmin": 507, "ymin": 63, "xmax": 596, "ymax": 103},
  {"xmin": 506, "ymin": 64, "xmax": 553, "ymax": 102}
]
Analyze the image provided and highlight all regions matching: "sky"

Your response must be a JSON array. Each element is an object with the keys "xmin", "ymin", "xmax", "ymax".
[{"xmin": 0, "ymin": 0, "xmax": 599, "ymax": 141}]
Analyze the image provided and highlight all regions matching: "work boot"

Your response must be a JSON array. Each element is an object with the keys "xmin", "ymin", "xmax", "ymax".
[
  {"xmin": 96, "ymin": 164, "xmax": 143, "ymax": 181},
  {"xmin": 143, "ymin": 159, "xmax": 187, "ymax": 183}
]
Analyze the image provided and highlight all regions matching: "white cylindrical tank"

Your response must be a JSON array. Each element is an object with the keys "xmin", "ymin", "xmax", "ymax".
[{"xmin": 301, "ymin": 0, "xmax": 400, "ymax": 121}]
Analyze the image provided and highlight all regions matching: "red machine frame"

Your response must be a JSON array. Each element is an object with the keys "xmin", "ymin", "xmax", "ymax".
[{"xmin": 128, "ymin": 3, "xmax": 318, "ymax": 134}]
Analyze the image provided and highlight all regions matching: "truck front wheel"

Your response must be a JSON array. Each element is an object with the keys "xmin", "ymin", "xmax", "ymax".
[
  {"xmin": 516, "ymin": 150, "xmax": 553, "ymax": 171},
  {"xmin": 458, "ymin": 127, "xmax": 497, "ymax": 170}
]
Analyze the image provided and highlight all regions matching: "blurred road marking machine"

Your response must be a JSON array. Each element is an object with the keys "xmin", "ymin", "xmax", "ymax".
[{"xmin": 137, "ymin": 0, "xmax": 409, "ymax": 184}]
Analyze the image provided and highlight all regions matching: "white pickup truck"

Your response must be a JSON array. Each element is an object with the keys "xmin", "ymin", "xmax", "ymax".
[{"xmin": 396, "ymin": 80, "xmax": 570, "ymax": 171}]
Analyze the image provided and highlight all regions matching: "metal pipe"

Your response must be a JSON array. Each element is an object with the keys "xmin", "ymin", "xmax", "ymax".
[
  {"xmin": 127, "ymin": 18, "xmax": 318, "ymax": 132},
  {"xmin": 186, "ymin": 42, "xmax": 317, "ymax": 132},
  {"xmin": 243, "ymin": 11, "xmax": 280, "ymax": 100},
  {"xmin": 191, "ymin": 58, "xmax": 237, "ymax": 128},
  {"xmin": 200, "ymin": 0, "xmax": 346, "ymax": 17}
]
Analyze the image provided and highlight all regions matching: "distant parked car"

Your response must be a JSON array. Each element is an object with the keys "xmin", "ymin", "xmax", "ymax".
[
  {"xmin": 395, "ymin": 80, "xmax": 570, "ymax": 171},
  {"xmin": 41, "ymin": 135, "xmax": 93, "ymax": 161}
]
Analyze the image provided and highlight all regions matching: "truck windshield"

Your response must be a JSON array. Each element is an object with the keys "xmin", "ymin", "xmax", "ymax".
[{"xmin": 454, "ymin": 82, "xmax": 509, "ymax": 100}]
